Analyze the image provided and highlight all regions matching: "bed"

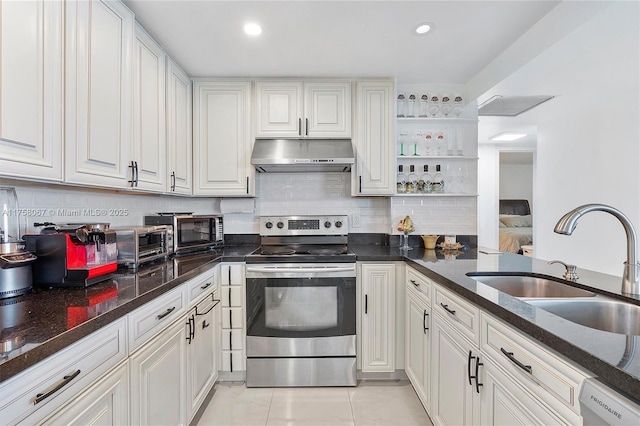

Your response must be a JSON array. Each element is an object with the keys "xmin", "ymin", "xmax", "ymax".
[{"xmin": 499, "ymin": 199, "xmax": 533, "ymax": 254}]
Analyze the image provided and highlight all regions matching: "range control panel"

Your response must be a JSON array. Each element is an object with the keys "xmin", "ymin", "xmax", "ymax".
[{"xmin": 259, "ymin": 215, "xmax": 348, "ymax": 236}]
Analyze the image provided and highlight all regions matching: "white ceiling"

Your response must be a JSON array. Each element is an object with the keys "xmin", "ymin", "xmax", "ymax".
[{"xmin": 124, "ymin": 0, "xmax": 560, "ymax": 84}]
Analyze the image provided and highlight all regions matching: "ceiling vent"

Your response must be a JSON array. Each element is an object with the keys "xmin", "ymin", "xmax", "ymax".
[{"xmin": 478, "ymin": 95, "xmax": 554, "ymax": 117}]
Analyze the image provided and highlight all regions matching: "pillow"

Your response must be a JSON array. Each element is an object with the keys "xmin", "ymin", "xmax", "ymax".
[{"xmin": 500, "ymin": 214, "xmax": 532, "ymax": 227}]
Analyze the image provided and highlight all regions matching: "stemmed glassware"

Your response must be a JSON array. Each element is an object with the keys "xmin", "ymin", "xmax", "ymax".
[
  {"xmin": 419, "ymin": 95, "xmax": 429, "ymax": 117},
  {"xmin": 397, "ymin": 94, "xmax": 405, "ymax": 117},
  {"xmin": 428, "ymin": 94, "xmax": 440, "ymax": 117},
  {"xmin": 453, "ymin": 94, "xmax": 465, "ymax": 117},
  {"xmin": 407, "ymin": 94, "xmax": 416, "ymax": 117},
  {"xmin": 441, "ymin": 94, "xmax": 453, "ymax": 117},
  {"xmin": 412, "ymin": 131, "xmax": 423, "ymax": 156},
  {"xmin": 398, "ymin": 131, "xmax": 409, "ymax": 156}
]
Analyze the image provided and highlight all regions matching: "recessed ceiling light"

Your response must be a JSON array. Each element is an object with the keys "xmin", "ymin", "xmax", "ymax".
[
  {"xmin": 413, "ymin": 22, "xmax": 434, "ymax": 35},
  {"xmin": 490, "ymin": 132, "xmax": 528, "ymax": 142},
  {"xmin": 244, "ymin": 22, "xmax": 262, "ymax": 36}
]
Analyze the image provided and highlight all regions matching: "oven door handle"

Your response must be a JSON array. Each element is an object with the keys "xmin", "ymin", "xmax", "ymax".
[{"xmin": 246, "ymin": 266, "xmax": 356, "ymax": 273}]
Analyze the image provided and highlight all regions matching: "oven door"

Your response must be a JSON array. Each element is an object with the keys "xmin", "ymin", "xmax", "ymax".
[
  {"xmin": 174, "ymin": 216, "xmax": 213, "ymax": 251},
  {"xmin": 245, "ymin": 263, "xmax": 356, "ymax": 357},
  {"xmin": 137, "ymin": 227, "xmax": 167, "ymax": 260}
]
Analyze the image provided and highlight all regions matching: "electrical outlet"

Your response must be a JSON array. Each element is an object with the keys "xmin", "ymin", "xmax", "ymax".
[{"xmin": 352, "ymin": 214, "xmax": 361, "ymax": 228}]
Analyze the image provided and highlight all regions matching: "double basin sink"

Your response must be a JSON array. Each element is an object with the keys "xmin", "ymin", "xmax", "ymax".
[{"xmin": 467, "ymin": 273, "xmax": 640, "ymax": 335}]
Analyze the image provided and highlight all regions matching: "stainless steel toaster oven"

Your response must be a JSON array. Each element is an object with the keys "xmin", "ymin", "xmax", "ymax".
[
  {"xmin": 113, "ymin": 225, "xmax": 173, "ymax": 269},
  {"xmin": 144, "ymin": 214, "xmax": 223, "ymax": 255}
]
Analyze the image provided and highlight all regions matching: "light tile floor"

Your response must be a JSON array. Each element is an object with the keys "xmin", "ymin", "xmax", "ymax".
[{"xmin": 197, "ymin": 380, "xmax": 434, "ymax": 426}]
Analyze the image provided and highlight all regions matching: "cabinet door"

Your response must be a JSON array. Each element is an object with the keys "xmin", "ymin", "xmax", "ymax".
[
  {"xmin": 255, "ymin": 81, "xmax": 303, "ymax": 137},
  {"xmin": 0, "ymin": 0, "xmax": 64, "ymax": 181},
  {"xmin": 65, "ymin": 0, "xmax": 134, "ymax": 188},
  {"xmin": 304, "ymin": 82, "xmax": 351, "ymax": 138},
  {"xmin": 187, "ymin": 296, "xmax": 220, "ymax": 422},
  {"xmin": 360, "ymin": 263, "xmax": 396, "ymax": 372},
  {"xmin": 405, "ymin": 287, "xmax": 431, "ymax": 413},
  {"xmin": 431, "ymin": 315, "xmax": 481, "ymax": 426},
  {"xmin": 193, "ymin": 80, "xmax": 253, "ymax": 196},
  {"xmin": 481, "ymin": 359, "xmax": 567, "ymax": 425},
  {"xmin": 41, "ymin": 362, "xmax": 129, "ymax": 426},
  {"xmin": 130, "ymin": 317, "xmax": 187, "ymax": 426},
  {"xmin": 353, "ymin": 81, "xmax": 395, "ymax": 195},
  {"xmin": 166, "ymin": 58, "xmax": 192, "ymax": 195},
  {"xmin": 132, "ymin": 23, "xmax": 166, "ymax": 192}
]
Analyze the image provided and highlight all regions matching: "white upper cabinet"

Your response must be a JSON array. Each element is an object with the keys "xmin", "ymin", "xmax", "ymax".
[
  {"xmin": 65, "ymin": 0, "xmax": 134, "ymax": 188},
  {"xmin": 193, "ymin": 80, "xmax": 254, "ymax": 196},
  {"xmin": 132, "ymin": 23, "xmax": 166, "ymax": 192},
  {"xmin": 352, "ymin": 80, "xmax": 395, "ymax": 195},
  {"xmin": 166, "ymin": 58, "xmax": 193, "ymax": 195},
  {"xmin": 0, "ymin": 0, "xmax": 64, "ymax": 181},
  {"xmin": 255, "ymin": 80, "xmax": 352, "ymax": 138}
]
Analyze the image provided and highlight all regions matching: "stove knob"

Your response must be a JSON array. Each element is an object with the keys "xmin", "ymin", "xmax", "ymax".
[
  {"xmin": 335, "ymin": 220, "xmax": 343, "ymax": 228},
  {"xmin": 265, "ymin": 221, "xmax": 273, "ymax": 229},
  {"xmin": 324, "ymin": 221, "xmax": 332, "ymax": 229},
  {"xmin": 277, "ymin": 221, "xmax": 284, "ymax": 229}
]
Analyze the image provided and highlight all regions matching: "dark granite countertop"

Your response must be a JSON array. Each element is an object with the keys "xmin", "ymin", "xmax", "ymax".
[
  {"xmin": 0, "ymin": 245, "xmax": 258, "ymax": 383},
  {"xmin": 352, "ymin": 244, "xmax": 640, "ymax": 403},
  {"xmin": 3, "ymin": 240, "xmax": 640, "ymax": 403}
]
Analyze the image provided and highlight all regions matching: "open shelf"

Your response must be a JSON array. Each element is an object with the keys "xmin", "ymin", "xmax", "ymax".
[
  {"xmin": 396, "ymin": 155, "xmax": 478, "ymax": 160},
  {"xmin": 392, "ymin": 193, "xmax": 478, "ymax": 197},
  {"xmin": 397, "ymin": 117, "xmax": 478, "ymax": 124}
]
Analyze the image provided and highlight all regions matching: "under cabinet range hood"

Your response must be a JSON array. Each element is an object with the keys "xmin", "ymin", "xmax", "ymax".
[{"xmin": 251, "ymin": 139, "xmax": 355, "ymax": 173}]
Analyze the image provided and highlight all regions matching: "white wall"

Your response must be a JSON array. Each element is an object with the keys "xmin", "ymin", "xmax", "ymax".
[
  {"xmin": 477, "ymin": 1, "xmax": 640, "ymax": 276},
  {"xmin": 499, "ymin": 163, "xmax": 533, "ymax": 210}
]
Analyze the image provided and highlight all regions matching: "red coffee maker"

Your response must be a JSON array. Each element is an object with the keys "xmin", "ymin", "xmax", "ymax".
[{"xmin": 23, "ymin": 223, "xmax": 117, "ymax": 288}]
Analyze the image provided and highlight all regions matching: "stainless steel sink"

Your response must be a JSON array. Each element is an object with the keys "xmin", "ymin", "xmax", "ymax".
[
  {"xmin": 527, "ymin": 298, "xmax": 640, "ymax": 335},
  {"xmin": 466, "ymin": 274, "xmax": 596, "ymax": 298}
]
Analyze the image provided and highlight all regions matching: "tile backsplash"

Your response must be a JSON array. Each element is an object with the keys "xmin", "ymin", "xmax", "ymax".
[{"xmin": 3, "ymin": 174, "xmax": 476, "ymax": 236}]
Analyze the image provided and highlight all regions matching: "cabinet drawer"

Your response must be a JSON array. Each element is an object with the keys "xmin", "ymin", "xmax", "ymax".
[
  {"xmin": 433, "ymin": 285, "xmax": 480, "ymax": 345},
  {"xmin": 220, "ymin": 350, "xmax": 245, "ymax": 372},
  {"xmin": 221, "ymin": 307, "xmax": 243, "ymax": 329},
  {"xmin": 481, "ymin": 314, "xmax": 590, "ymax": 416},
  {"xmin": 128, "ymin": 285, "xmax": 187, "ymax": 352},
  {"xmin": 221, "ymin": 285, "xmax": 242, "ymax": 307},
  {"xmin": 0, "ymin": 318, "xmax": 127, "ymax": 425},
  {"xmin": 220, "ymin": 264, "xmax": 243, "ymax": 285},
  {"xmin": 221, "ymin": 329, "xmax": 244, "ymax": 351},
  {"xmin": 407, "ymin": 267, "xmax": 431, "ymax": 301},
  {"xmin": 187, "ymin": 269, "xmax": 216, "ymax": 306}
]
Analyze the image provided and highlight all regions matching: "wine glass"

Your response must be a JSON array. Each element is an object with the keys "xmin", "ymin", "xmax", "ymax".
[
  {"xmin": 398, "ymin": 131, "xmax": 408, "ymax": 156},
  {"xmin": 397, "ymin": 94, "xmax": 406, "ymax": 117},
  {"xmin": 441, "ymin": 94, "xmax": 453, "ymax": 117},
  {"xmin": 423, "ymin": 132, "xmax": 433, "ymax": 156},
  {"xmin": 453, "ymin": 94, "xmax": 465, "ymax": 117},
  {"xmin": 419, "ymin": 95, "xmax": 429, "ymax": 117},
  {"xmin": 407, "ymin": 94, "xmax": 416, "ymax": 117},
  {"xmin": 428, "ymin": 94, "xmax": 440, "ymax": 117},
  {"xmin": 412, "ymin": 131, "xmax": 423, "ymax": 156},
  {"xmin": 456, "ymin": 164, "xmax": 469, "ymax": 193}
]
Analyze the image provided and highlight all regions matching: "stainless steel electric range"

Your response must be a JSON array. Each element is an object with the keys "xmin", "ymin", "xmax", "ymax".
[{"xmin": 245, "ymin": 215, "xmax": 357, "ymax": 387}]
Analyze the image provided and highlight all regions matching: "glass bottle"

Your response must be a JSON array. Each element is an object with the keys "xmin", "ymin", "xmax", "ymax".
[
  {"xmin": 406, "ymin": 165, "xmax": 418, "ymax": 193},
  {"xmin": 420, "ymin": 165, "xmax": 433, "ymax": 193},
  {"xmin": 433, "ymin": 164, "xmax": 445, "ymax": 193},
  {"xmin": 396, "ymin": 165, "xmax": 406, "ymax": 193}
]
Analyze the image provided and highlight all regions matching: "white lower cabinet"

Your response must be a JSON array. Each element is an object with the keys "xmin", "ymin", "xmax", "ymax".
[
  {"xmin": 430, "ymin": 313, "xmax": 481, "ymax": 426},
  {"xmin": 481, "ymin": 358, "xmax": 567, "ymax": 425},
  {"xmin": 219, "ymin": 263, "xmax": 246, "ymax": 378},
  {"xmin": 405, "ymin": 285, "xmax": 431, "ymax": 413},
  {"xmin": 130, "ymin": 313, "xmax": 188, "ymax": 426},
  {"xmin": 360, "ymin": 263, "xmax": 396, "ymax": 372},
  {"xmin": 186, "ymin": 291, "xmax": 220, "ymax": 423},
  {"xmin": 41, "ymin": 361, "xmax": 130, "ymax": 426}
]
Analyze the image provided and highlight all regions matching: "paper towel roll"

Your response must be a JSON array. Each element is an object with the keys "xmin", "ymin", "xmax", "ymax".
[{"xmin": 220, "ymin": 198, "xmax": 255, "ymax": 214}]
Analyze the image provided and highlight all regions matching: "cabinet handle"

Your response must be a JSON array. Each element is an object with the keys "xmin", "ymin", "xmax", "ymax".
[
  {"xmin": 186, "ymin": 316, "xmax": 194, "ymax": 344},
  {"xmin": 34, "ymin": 370, "xmax": 81, "ymax": 405},
  {"xmin": 157, "ymin": 306, "xmax": 176, "ymax": 320},
  {"xmin": 359, "ymin": 175, "xmax": 362, "ymax": 193},
  {"xmin": 228, "ymin": 267, "xmax": 231, "ymax": 284},
  {"xmin": 298, "ymin": 118, "xmax": 302, "ymax": 136},
  {"xmin": 128, "ymin": 161, "xmax": 136, "ymax": 187},
  {"xmin": 196, "ymin": 299, "xmax": 219, "ymax": 316},
  {"xmin": 423, "ymin": 310, "xmax": 429, "ymax": 333},
  {"xmin": 246, "ymin": 176, "xmax": 249, "ymax": 194},
  {"xmin": 228, "ymin": 287, "xmax": 232, "ymax": 306},
  {"xmin": 171, "ymin": 171, "xmax": 176, "ymax": 191},
  {"xmin": 229, "ymin": 309, "xmax": 233, "ymax": 328},
  {"xmin": 365, "ymin": 294, "xmax": 368, "ymax": 314},
  {"xmin": 467, "ymin": 350, "xmax": 474, "ymax": 385},
  {"xmin": 474, "ymin": 356, "xmax": 483, "ymax": 394},
  {"xmin": 411, "ymin": 279, "xmax": 419, "ymax": 288},
  {"xmin": 305, "ymin": 118, "xmax": 309, "ymax": 136},
  {"xmin": 230, "ymin": 352, "xmax": 234, "ymax": 372},
  {"xmin": 202, "ymin": 320, "xmax": 210, "ymax": 329},
  {"xmin": 440, "ymin": 302, "xmax": 456, "ymax": 316},
  {"xmin": 134, "ymin": 161, "xmax": 139, "ymax": 186},
  {"xmin": 201, "ymin": 282, "xmax": 212, "ymax": 290},
  {"xmin": 500, "ymin": 347, "xmax": 533, "ymax": 375}
]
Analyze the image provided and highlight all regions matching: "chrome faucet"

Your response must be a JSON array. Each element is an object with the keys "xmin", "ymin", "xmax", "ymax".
[{"xmin": 554, "ymin": 204, "xmax": 640, "ymax": 295}]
